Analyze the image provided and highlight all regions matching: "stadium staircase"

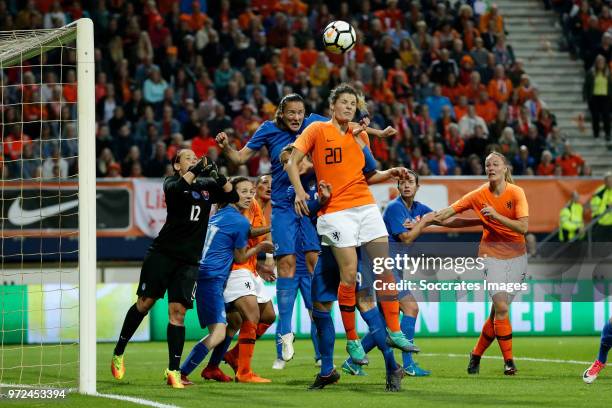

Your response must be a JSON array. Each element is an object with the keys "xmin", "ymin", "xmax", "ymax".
[{"xmin": 497, "ymin": 0, "xmax": 611, "ymax": 175}]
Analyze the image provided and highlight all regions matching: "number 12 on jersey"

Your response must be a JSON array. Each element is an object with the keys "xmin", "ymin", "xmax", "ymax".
[{"xmin": 190, "ymin": 205, "xmax": 201, "ymax": 221}]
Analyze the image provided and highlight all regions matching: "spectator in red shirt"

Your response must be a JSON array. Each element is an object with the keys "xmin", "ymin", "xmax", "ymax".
[
  {"xmin": 191, "ymin": 123, "xmax": 218, "ymax": 158},
  {"xmin": 536, "ymin": 150, "xmax": 555, "ymax": 176},
  {"xmin": 556, "ymin": 143, "xmax": 585, "ymax": 176}
]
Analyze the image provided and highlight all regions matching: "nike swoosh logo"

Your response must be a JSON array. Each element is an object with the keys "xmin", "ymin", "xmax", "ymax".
[
  {"xmin": 7, "ymin": 195, "xmax": 101, "ymax": 226},
  {"xmin": 326, "ymin": 139, "xmax": 335, "ymax": 142}
]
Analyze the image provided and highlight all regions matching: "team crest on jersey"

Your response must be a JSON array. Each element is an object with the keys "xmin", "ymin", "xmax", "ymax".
[
  {"xmin": 332, "ymin": 231, "xmax": 340, "ymax": 241},
  {"xmin": 201, "ymin": 190, "xmax": 210, "ymax": 200},
  {"xmin": 191, "ymin": 191, "xmax": 201, "ymax": 200},
  {"xmin": 245, "ymin": 281, "xmax": 251, "ymax": 290},
  {"xmin": 506, "ymin": 201, "xmax": 512, "ymax": 209}
]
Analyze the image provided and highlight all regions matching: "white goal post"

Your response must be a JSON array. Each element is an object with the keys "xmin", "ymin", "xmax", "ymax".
[{"xmin": 0, "ymin": 18, "xmax": 96, "ymax": 395}]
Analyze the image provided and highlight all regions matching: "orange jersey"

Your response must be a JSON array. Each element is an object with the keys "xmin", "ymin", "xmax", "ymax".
[
  {"xmin": 293, "ymin": 121, "xmax": 375, "ymax": 215},
  {"xmin": 231, "ymin": 200, "xmax": 267, "ymax": 274},
  {"xmin": 451, "ymin": 182, "xmax": 528, "ymax": 259}
]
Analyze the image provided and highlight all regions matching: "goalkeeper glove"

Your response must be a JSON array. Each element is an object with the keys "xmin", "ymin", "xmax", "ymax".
[{"xmin": 188, "ymin": 156, "xmax": 208, "ymax": 177}]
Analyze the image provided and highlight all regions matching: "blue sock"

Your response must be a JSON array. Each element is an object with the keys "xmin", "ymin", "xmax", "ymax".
[
  {"xmin": 310, "ymin": 313, "xmax": 321, "ymax": 361},
  {"xmin": 180, "ymin": 341, "xmax": 209, "ymax": 376},
  {"xmin": 401, "ymin": 315, "xmax": 417, "ymax": 367},
  {"xmin": 598, "ymin": 320, "xmax": 612, "ymax": 364},
  {"xmin": 276, "ymin": 278, "xmax": 297, "ymax": 336},
  {"xmin": 361, "ymin": 332, "xmax": 375, "ymax": 354},
  {"xmin": 275, "ymin": 324, "xmax": 283, "ymax": 359},
  {"xmin": 361, "ymin": 308, "xmax": 397, "ymax": 372},
  {"xmin": 312, "ymin": 308, "xmax": 335, "ymax": 376},
  {"xmin": 208, "ymin": 335, "xmax": 232, "ymax": 367}
]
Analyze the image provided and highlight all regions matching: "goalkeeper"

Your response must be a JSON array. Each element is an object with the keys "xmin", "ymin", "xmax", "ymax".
[{"xmin": 111, "ymin": 149, "xmax": 238, "ymax": 389}]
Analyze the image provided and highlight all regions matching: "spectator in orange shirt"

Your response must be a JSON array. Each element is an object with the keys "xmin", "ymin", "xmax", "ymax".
[
  {"xmin": 299, "ymin": 38, "xmax": 318, "ymax": 68},
  {"xmin": 386, "ymin": 59, "xmax": 409, "ymax": 86},
  {"xmin": 280, "ymin": 35, "xmax": 301, "ymax": 66},
  {"xmin": 475, "ymin": 90, "xmax": 499, "ymax": 124},
  {"xmin": 488, "ymin": 65, "xmax": 513, "ymax": 104},
  {"xmin": 454, "ymin": 95, "xmax": 470, "ymax": 120},
  {"xmin": 261, "ymin": 52, "xmax": 282, "ymax": 83},
  {"xmin": 63, "ymin": 69, "xmax": 77, "ymax": 103},
  {"xmin": 349, "ymin": 32, "xmax": 373, "ymax": 65},
  {"xmin": 462, "ymin": 19, "xmax": 480, "ymax": 51},
  {"xmin": 461, "ymin": 71, "xmax": 486, "ymax": 102},
  {"xmin": 536, "ymin": 150, "xmax": 555, "ymax": 176},
  {"xmin": 556, "ymin": 143, "xmax": 585, "ymax": 176},
  {"xmin": 283, "ymin": 53, "xmax": 305, "ymax": 85},
  {"xmin": 479, "ymin": 4, "xmax": 504, "ymax": 35},
  {"xmin": 180, "ymin": 1, "xmax": 208, "ymax": 31},
  {"xmin": 368, "ymin": 66, "xmax": 395, "ymax": 104},
  {"xmin": 442, "ymin": 72, "xmax": 462, "ymax": 104}
]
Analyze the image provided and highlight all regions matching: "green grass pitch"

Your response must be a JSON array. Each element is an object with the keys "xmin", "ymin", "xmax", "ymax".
[{"xmin": 1, "ymin": 337, "xmax": 609, "ymax": 407}]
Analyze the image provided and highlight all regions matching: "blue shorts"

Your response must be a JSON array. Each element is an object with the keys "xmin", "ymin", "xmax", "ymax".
[
  {"xmin": 394, "ymin": 268, "xmax": 411, "ymax": 300},
  {"xmin": 195, "ymin": 277, "xmax": 227, "ymax": 328},
  {"xmin": 311, "ymin": 246, "xmax": 368, "ymax": 303},
  {"xmin": 271, "ymin": 205, "xmax": 320, "ymax": 257}
]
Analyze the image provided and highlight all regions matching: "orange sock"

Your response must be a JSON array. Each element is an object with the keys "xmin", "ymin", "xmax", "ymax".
[
  {"xmin": 494, "ymin": 317, "xmax": 513, "ymax": 360},
  {"xmin": 256, "ymin": 323, "xmax": 271, "ymax": 339},
  {"xmin": 472, "ymin": 317, "xmax": 495, "ymax": 356},
  {"xmin": 338, "ymin": 283, "xmax": 358, "ymax": 340},
  {"xmin": 379, "ymin": 300, "xmax": 401, "ymax": 332},
  {"xmin": 237, "ymin": 321, "xmax": 257, "ymax": 375}
]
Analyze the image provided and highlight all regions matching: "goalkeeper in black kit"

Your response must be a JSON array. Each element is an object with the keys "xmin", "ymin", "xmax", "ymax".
[{"xmin": 111, "ymin": 149, "xmax": 238, "ymax": 389}]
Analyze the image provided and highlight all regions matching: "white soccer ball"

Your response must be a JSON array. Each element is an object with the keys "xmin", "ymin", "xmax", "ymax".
[{"xmin": 322, "ymin": 20, "xmax": 356, "ymax": 54}]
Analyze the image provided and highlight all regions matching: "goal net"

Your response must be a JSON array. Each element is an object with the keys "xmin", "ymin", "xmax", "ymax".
[{"xmin": 0, "ymin": 19, "xmax": 96, "ymax": 394}]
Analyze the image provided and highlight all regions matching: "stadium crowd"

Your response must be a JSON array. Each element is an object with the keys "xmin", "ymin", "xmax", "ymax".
[
  {"xmin": 0, "ymin": 0, "xmax": 592, "ymax": 180},
  {"xmin": 550, "ymin": 0, "xmax": 612, "ymax": 142}
]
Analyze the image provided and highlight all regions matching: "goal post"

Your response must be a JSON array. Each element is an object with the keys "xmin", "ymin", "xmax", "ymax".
[
  {"xmin": 0, "ymin": 18, "xmax": 96, "ymax": 395},
  {"xmin": 76, "ymin": 18, "xmax": 96, "ymax": 396}
]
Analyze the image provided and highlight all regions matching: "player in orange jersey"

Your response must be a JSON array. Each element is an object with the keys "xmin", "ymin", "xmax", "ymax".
[
  {"xmin": 415, "ymin": 151, "xmax": 528, "ymax": 376},
  {"xmin": 286, "ymin": 83, "xmax": 417, "ymax": 365}
]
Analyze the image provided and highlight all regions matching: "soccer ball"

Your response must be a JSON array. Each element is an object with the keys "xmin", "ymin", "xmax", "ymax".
[{"xmin": 322, "ymin": 20, "xmax": 356, "ymax": 54}]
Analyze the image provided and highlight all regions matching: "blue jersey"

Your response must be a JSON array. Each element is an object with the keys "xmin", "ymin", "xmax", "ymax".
[
  {"xmin": 383, "ymin": 198, "xmax": 433, "ymax": 242},
  {"xmin": 246, "ymin": 114, "xmax": 327, "ymax": 207},
  {"xmin": 199, "ymin": 206, "xmax": 250, "ymax": 279}
]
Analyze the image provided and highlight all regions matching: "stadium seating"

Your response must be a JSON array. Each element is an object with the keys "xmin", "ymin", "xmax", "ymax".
[{"xmin": 0, "ymin": 0, "xmax": 592, "ymax": 179}]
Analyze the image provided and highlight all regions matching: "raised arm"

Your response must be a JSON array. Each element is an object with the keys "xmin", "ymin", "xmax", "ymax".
[
  {"xmin": 366, "ymin": 167, "xmax": 409, "ymax": 185},
  {"xmin": 216, "ymin": 131, "xmax": 256, "ymax": 165}
]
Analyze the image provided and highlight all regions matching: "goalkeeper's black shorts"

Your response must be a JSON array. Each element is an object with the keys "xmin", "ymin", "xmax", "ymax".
[{"xmin": 136, "ymin": 250, "xmax": 198, "ymax": 309}]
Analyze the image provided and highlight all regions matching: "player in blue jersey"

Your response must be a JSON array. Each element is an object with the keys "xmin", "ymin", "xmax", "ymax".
[
  {"xmin": 179, "ymin": 177, "xmax": 274, "ymax": 382},
  {"xmin": 216, "ymin": 94, "xmax": 396, "ymax": 360},
  {"xmin": 272, "ymin": 145, "xmax": 321, "ymax": 369},
  {"xmin": 343, "ymin": 170, "xmax": 482, "ymax": 378},
  {"xmin": 583, "ymin": 317, "xmax": 612, "ymax": 383}
]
